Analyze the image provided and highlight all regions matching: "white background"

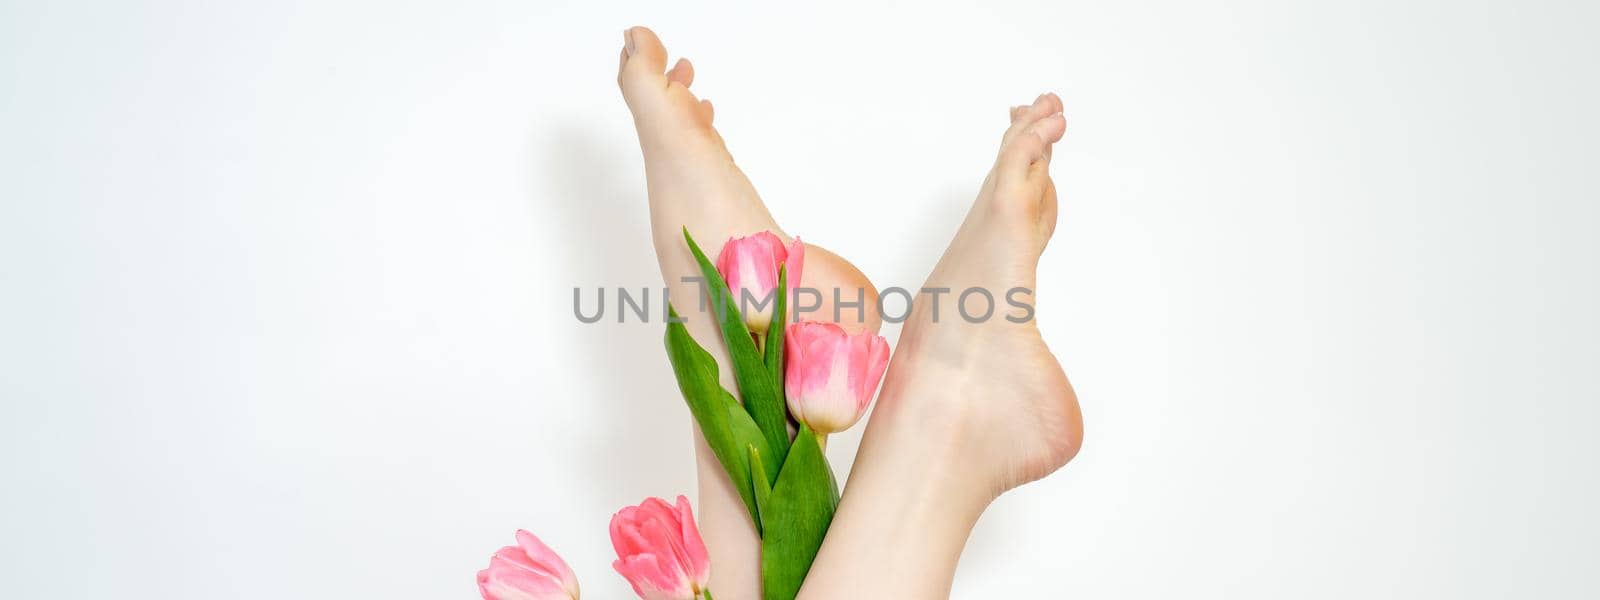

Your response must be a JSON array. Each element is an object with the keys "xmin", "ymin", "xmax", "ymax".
[{"xmin": 3, "ymin": 1, "xmax": 1598, "ymax": 598}]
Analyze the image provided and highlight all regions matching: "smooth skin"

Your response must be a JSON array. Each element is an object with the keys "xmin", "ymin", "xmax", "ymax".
[
  {"xmin": 617, "ymin": 26, "xmax": 1082, "ymax": 599},
  {"xmin": 617, "ymin": 26, "xmax": 882, "ymax": 599},
  {"xmin": 798, "ymin": 91, "xmax": 1082, "ymax": 599}
]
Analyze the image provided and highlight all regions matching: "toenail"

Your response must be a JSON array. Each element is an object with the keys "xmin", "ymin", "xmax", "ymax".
[{"xmin": 623, "ymin": 29, "xmax": 636, "ymax": 57}]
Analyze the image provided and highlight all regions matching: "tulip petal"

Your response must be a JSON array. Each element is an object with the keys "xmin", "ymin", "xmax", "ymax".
[
  {"xmin": 482, "ymin": 562, "xmax": 571, "ymax": 599},
  {"xmin": 613, "ymin": 554, "xmax": 688, "ymax": 600},
  {"xmin": 479, "ymin": 533, "xmax": 581, "ymax": 600},
  {"xmin": 673, "ymin": 495, "xmax": 712, "ymax": 586},
  {"xmin": 715, "ymin": 231, "xmax": 792, "ymax": 334},
  {"xmin": 783, "ymin": 321, "xmax": 890, "ymax": 435},
  {"xmin": 610, "ymin": 495, "xmax": 712, "ymax": 599},
  {"xmin": 514, "ymin": 531, "xmax": 580, "ymax": 597},
  {"xmin": 784, "ymin": 237, "xmax": 805, "ymax": 290}
]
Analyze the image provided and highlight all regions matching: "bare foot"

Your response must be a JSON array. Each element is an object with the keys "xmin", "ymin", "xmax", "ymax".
[
  {"xmin": 616, "ymin": 26, "xmax": 881, "ymax": 600},
  {"xmin": 800, "ymin": 93, "xmax": 1081, "ymax": 599},
  {"xmin": 617, "ymin": 26, "xmax": 877, "ymax": 331},
  {"xmin": 885, "ymin": 91, "xmax": 1082, "ymax": 494}
]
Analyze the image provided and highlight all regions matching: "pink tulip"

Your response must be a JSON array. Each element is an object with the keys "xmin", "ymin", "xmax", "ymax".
[
  {"xmin": 610, "ymin": 495, "xmax": 712, "ymax": 600},
  {"xmin": 714, "ymin": 231, "xmax": 804, "ymax": 334},
  {"xmin": 477, "ymin": 530, "xmax": 581, "ymax": 600},
  {"xmin": 784, "ymin": 321, "xmax": 891, "ymax": 435}
]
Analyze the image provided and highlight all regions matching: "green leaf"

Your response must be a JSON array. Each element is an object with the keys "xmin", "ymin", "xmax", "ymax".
[
  {"xmin": 724, "ymin": 390, "xmax": 778, "ymax": 528},
  {"xmin": 748, "ymin": 443, "xmax": 772, "ymax": 530},
  {"xmin": 730, "ymin": 390, "xmax": 780, "ymax": 484},
  {"xmin": 764, "ymin": 265, "xmax": 788, "ymax": 412},
  {"xmin": 760, "ymin": 427, "xmax": 839, "ymax": 600},
  {"xmin": 683, "ymin": 227, "xmax": 789, "ymax": 466},
  {"xmin": 665, "ymin": 303, "xmax": 765, "ymax": 526}
]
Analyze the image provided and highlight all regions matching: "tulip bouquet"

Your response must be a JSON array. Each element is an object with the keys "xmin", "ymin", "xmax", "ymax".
[
  {"xmin": 666, "ymin": 229, "xmax": 889, "ymax": 600},
  {"xmin": 479, "ymin": 229, "xmax": 889, "ymax": 600}
]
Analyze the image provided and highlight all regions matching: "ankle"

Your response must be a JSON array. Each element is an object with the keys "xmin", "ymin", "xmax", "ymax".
[
  {"xmin": 874, "ymin": 367, "xmax": 1002, "ymax": 482},
  {"xmin": 799, "ymin": 416, "xmax": 992, "ymax": 599},
  {"xmin": 860, "ymin": 372, "xmax": 1001, "ymax": 507}
]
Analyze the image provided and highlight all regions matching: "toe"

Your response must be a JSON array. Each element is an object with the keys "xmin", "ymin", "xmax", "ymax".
[
  {"xmin": 997, "ymin": 112, "xmax": 1065, "ymax": 179},
  {"xmin": 992, "ymin": 107, "xmax": 1065, "ymax": 225},
  {"xmin": 1041, "ymin": 92, "xmax": 1064, "ymax": 115},
  {"xmin": 618, "ymin": 26, "xmax": 670, "ymax": 97},
  {"xmin": 667, "ymin": 57, "xmax": 695, "ymax": 88},
  {"xmin": 1001, "ymin": 94, "xmax": 1051, "ymax": 145},
  {"xmin": 1002, "ymin": 92, "xmax": 1066, "ymax": 144}
]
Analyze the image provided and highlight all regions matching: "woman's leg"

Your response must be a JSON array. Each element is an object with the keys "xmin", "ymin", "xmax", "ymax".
[
  {"xmin": 799, "ymin": 92, "xmax": 1083, "ymax": 598},
  {"xmin": 615, "ymin": 26, "xmax": 882, "ymax": 600}
]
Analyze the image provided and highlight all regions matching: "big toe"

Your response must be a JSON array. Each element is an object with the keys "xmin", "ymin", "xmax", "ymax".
[
  {"xmin": 987, "ymin": 93, "xmax": 1065, "ymax": 228},
  {"xmin": 617, "ymin": 26, "xmax": 714, "ymax": 133},
  {"xmin": 996, "ymin": 93, "xmax": 1066, "ymax": 186},
  {"xmin": 618, "ymin": 26, "xmax": 670, "ymax": 96}
]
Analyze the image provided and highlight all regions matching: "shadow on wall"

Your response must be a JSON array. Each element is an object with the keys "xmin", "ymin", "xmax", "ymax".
[{"xmin": 536, "ymin": 121, "xmax": 695, "ymax": 509}]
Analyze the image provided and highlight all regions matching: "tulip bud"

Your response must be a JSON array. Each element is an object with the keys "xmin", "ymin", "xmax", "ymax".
[
  {"xmin": 610, "ymin": 495, "xmax": 712, "ymax": 600},
  {"xmin": 477, "ymin": 530, "xmax": 581, "ymax": 600},
  {"xmin": 714, "ymin": 232, "xmax": 804, "ymax": 334},
  {"xmin": 783, "ymin": 321, "xmax": 891, "ymax": 435}
]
